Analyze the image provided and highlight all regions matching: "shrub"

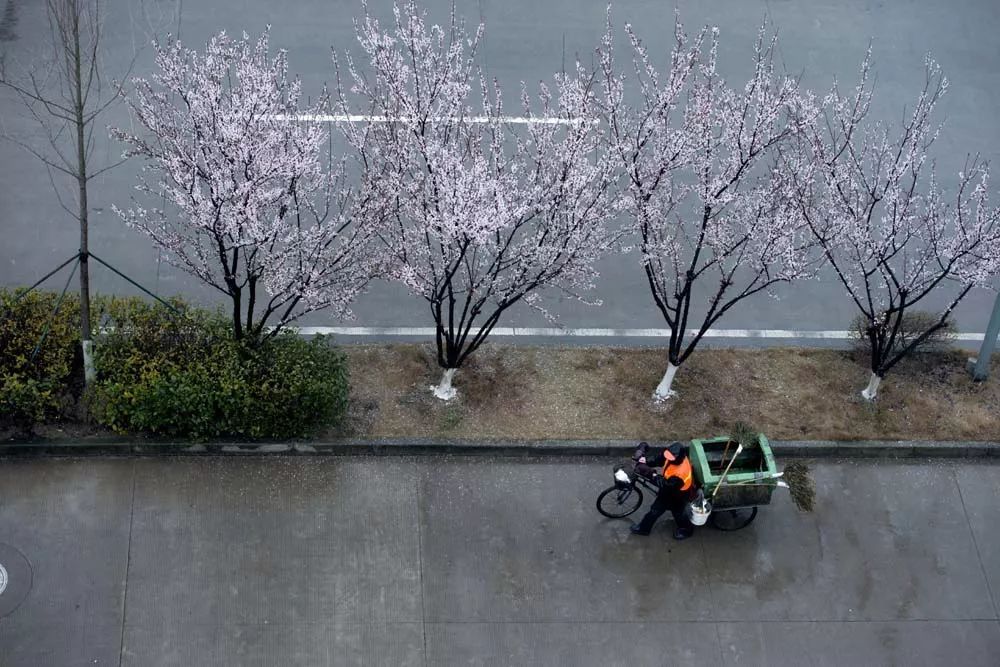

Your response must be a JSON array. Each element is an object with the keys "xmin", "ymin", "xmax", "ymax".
[
  {"xmin": 849, "ymin": 311, "xmax": 957, "ymax": 357},
  {"xmin": 89, "ymin": 300, "xmax": 349, "ymax": 439},
  {"xmin": 0, "ymin": 289, "xmax": 84, "ymax": 434}
]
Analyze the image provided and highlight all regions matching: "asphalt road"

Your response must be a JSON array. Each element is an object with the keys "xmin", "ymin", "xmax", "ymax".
[
  {"xmin": 0, "ymin": 455, "xmax": 997, "ymax": 666},
  {"xmin": 2, "ymin": 0, "xmax": 999, "ymax": 340}
]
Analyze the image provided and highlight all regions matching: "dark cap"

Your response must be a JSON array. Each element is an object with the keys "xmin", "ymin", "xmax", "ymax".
[{"xmin": 664, "ymin": 442, "xmax": 685, "ymax": 462}]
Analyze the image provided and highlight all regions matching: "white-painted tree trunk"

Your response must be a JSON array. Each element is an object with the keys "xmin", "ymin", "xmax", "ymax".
[
  {"xmin": 432, "ymin": 368, "xmax": 458, "ymax": 401},
  {"xmin": 860, "ymin": 373, "xmax": 881, "ymax": 401},
  {"xmin": 653, "ymin": 362, "xmax": 680, "ymax": 402},
  {"xmin": 82, "ymin": 339, "xmax": 95, "ymax": 384}
]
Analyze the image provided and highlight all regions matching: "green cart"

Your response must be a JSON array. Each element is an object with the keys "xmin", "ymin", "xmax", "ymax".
[
  {"xmin": 688, "ymin": 434, "xmax": 779, "ymax": 530},
  {"xmin": 595, "ymin": 434, "xmax": 780, "ymax": 531}
]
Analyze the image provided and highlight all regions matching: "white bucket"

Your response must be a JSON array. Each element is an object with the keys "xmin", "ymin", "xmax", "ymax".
[{"xmin": 687, "ymin": 499, "xmax": 712, "ymax": 526}]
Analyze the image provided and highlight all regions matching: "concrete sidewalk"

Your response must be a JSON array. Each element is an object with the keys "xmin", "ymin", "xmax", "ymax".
[{"xmin": 0, "ymin": 456, "xmax": 997, "ymax": 666}]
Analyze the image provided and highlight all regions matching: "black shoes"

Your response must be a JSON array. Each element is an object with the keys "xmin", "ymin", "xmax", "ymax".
[{"xmin": 631, "ymin": 524, "xmax": 694, "ymax": 539}]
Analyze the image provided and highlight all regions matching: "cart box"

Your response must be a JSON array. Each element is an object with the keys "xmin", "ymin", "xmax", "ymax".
[{"xmin": 689, "ymin": 434, "xmax": 778, "ymax": 507}]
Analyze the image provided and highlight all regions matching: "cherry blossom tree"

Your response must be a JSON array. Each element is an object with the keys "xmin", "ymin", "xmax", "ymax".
[
  {"xmin": 113, "ymin": 29, "xmax": 387, "ymax": 342},
  {"xmin": 600, "ymin": 16, "xmax": 818, "ymax": 401},
  {"xmin": 338, "ymin": 1, "xmax": 617, "ymax": 400},
  {"xmin": 787, "ymin": 53, "xmax": 1000, "ymax": 400}
]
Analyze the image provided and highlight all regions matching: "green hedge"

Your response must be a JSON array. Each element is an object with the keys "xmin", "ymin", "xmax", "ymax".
[
  {"xmin": 0, "ymin": 289, "xmax": 84, "ymax": 433},
  {"xmin": 88, "ymin": 298, "xmax": 349, "ymax": 439}
]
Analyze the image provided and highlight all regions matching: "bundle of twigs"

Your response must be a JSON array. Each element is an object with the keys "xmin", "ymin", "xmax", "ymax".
[
  {"xmin": 719, "ymin": 421, "xmax": 759, "ymax": 470},
  {"xmin": 782, "ymin": 462, "xmax": 815, "ymax": 512},
  {"xmin": 731, "ymin": 421, "xmax": 758, "ymax": 449}
]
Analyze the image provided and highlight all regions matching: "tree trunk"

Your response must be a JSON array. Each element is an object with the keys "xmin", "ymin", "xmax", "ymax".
[
  {"xmin": 653, "ymin": 362, "xmax": 680, "ymax": 402},
  {"xmin": 79, "ymin": 190, "xmax": 94, "ymax": 383},
  {"xmin": 432, "ymin": 367, "xmax": 458, "ymax": 401},
  {"xmin": 74, "ymin": 26, "xmax": 94, "ymax": 385},
  {"xmin": 78, "ymin": 148, "xmax": 93, "ymax": 382},
  {"xmin": 230, "ymin": 291, "xmax": 243, "ymax": 339},
  {"xmin": 861, "ymin": 372, "xmax": 881, "ymax": 401}
]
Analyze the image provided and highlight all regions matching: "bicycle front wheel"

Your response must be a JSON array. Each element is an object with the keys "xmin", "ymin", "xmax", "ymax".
[{"xmin": 596, "ymin": 485, "xmax": 643, "ymax": 518}]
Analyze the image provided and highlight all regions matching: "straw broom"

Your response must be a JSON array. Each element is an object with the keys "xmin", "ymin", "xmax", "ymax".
[{"xmin": 782, "ymin": 462, "xmax": 815, "ymax": 512}]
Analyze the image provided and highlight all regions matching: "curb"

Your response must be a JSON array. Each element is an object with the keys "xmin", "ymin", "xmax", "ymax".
[{"xmin": 0, "ymin": 437, "xmax": 996, "ymax": 459}]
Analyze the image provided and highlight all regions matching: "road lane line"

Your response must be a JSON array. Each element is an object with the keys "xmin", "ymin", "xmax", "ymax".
[
  {"xmin": 292, "ymin": 326, "xmax": 987, "ymax": 341},
  {"xmin": 270, "ymin": 119, "xmax": 985, "ymax": 344},
  {"xmin": 268, "ymin": 114, "xmax": 589, "ymax": 125}
]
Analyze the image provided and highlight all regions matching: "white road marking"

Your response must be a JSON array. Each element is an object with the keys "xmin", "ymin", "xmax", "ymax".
[
  {"xmin": 270, "ymin": 116, "xmax": 986, "ymax": 344},
  {"xmin": 268, "ymin": 114, "xmax": 589, "ymax": 125},
  {"xmin": 292, "ymin": 326, "xmax": 987, "ymax": 341}
]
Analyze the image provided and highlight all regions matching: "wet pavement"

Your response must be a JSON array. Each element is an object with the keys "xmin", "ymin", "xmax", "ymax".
[{"xmin": 0, "ymin": 455, "xmax": 997, "ymax": 665}]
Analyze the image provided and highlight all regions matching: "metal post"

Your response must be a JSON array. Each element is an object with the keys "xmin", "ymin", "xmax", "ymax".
[{"xmin": 968, "ymin": 291, "xmax": 1000, "ymax": 381}]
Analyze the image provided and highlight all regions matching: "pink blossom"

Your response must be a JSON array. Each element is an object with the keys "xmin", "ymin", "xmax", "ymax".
[
  {"xmin": 600, "ymin": 13, "xmax": 819, "ymax": 387},
  {"xmin": 337, "ymin": 1, "xmax": 618, "ymax": 373},
  {"xmin": 787, "ymin": 51, "xmax": 1000, "ymax": 385},
  {"xmin": 112, "ymin": 29, "xmax": 388, "ymax": 340}
]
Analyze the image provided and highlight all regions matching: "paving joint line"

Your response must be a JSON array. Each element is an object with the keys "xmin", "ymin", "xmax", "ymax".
[
  {"xmin": 954, "ymin": 469, "xmax": 1000, "ymax": 621},
  {"xmin": 110, "ymin": 617, "xmax": 1000, "ymax": 627},
  {"xmin": 413, "ymin": 617, "xmax": 1000, "ymax": 625},
  {"xmin": 415, "ymin": 477, "xmax": 429, "ymax": 667},
  {"xmin": 117, "ymin": 463, "xmax": 137, "ymax": 667},
  {"xmin": 696, "ymin": 536, "xmax": 727, "ymax": 665}
]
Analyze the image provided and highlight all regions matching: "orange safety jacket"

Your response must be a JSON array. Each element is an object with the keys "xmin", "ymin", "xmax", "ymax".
[{"xmin": 663, "ymin": 457, "xmax": 694, "ymax": 491}]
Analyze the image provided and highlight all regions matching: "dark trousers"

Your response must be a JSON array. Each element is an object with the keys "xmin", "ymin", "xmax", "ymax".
[{"xmin": 636, "ymin": 487, "xmax": 694, "ymax": 534}]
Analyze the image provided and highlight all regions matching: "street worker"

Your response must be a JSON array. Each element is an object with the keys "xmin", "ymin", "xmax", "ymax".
[{"xmin": 630, "ymin": 441, "xmax": 697, "ymax": 540}]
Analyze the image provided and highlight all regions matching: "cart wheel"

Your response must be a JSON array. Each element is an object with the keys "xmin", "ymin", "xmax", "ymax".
[
  {"xmin": 710, "ymin": 507, "xmax": 758, "ymax": 531},
  {"xmin": 596, "ymin": 485, "xmax": 644, "ymax": 518}
]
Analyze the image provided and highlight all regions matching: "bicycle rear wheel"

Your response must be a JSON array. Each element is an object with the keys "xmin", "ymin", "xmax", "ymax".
[{"xmin": 596, "ymin": 485, "xmax": 643, "ymax": 518}]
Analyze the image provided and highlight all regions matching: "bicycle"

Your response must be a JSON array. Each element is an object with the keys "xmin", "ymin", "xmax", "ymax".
[{"xmin": 595, "ymin": 445, "xmax": 759, "ymax": 531}]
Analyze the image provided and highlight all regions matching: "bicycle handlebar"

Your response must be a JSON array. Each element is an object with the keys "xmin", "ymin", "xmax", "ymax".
[{"xmin": 632, "ymin": 442, "xmax": 649, "ymax": 461}]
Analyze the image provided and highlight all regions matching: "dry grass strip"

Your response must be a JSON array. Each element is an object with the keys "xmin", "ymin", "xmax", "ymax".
[{"xmin": 337, "ymin": 344, "xmax": 1000, "ymax": 442}]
